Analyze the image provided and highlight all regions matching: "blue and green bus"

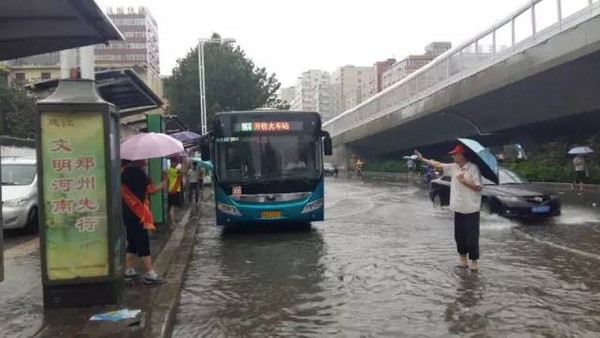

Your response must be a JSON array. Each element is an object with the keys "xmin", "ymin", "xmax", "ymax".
[{"xmin": 201, "ymin": 110, "xmax": 332, "ymax": 226}]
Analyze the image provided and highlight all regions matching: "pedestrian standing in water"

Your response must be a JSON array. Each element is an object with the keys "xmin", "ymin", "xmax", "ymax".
[
  {"xmin": 415, "ymin": 145, "xmax": 483, "ymax": 272},
  {"xmin": 573, "ymin": 155, "xmax": 587, "ymax": 192}
]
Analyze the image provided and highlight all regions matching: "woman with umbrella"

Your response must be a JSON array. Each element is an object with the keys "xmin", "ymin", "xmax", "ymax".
[{"xmin": 415, "ymin": 139, "xmax": 498, "ymax": 273}]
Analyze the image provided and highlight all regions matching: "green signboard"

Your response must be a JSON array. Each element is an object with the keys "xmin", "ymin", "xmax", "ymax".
[{"xmin": 40, "ymin": 112, "xmax": 108, "ymax": 280}]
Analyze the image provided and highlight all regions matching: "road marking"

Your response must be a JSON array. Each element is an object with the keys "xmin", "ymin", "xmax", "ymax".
[
  {"xmin": 514, "ymin": 229, "xmax": 600, "ymax": 262},
  {"xmin": 4, "ymin": 237, "xmax": 39, "ymax": 260}
]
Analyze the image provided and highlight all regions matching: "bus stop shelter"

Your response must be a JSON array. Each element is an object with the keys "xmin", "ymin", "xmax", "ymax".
[
  {"xmin": 27, "ymin": 69, "xmax": 164, "ymax": 117},
  {"xmin": 0, "ymin": 0, "xmax": 123, "ymax": 282}
]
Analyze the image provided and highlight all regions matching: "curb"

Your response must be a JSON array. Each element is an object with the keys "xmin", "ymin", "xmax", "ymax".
[{"xmin": 143, "ymin": 207, "xmax": 198, "ymax": 338}]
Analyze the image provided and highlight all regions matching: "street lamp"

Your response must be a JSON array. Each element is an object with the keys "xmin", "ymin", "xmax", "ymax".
[{"xmin": 197, "ymin": 37, "xmax": 236, "ymax": 135}]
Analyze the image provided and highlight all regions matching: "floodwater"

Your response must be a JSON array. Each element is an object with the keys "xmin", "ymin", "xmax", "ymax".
[{"xmin": 173, "ymin": 179, "xmax": 600, "ymax": 337}]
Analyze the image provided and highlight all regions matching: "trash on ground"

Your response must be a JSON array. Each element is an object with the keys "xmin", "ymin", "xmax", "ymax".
[{"xmin": 90, "ymin": 309, "xmax": 142, "ymax": 322}]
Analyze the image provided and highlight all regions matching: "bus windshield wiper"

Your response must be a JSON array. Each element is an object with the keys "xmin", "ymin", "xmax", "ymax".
[{"xmin": 1, "ymin": 181, "xmax": 16, "ymax": 186}]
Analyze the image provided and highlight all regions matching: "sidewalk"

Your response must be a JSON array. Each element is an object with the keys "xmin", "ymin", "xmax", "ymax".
[{"xmin": 32, "ymin": 204, "xmax": 201, "ymax": 338}]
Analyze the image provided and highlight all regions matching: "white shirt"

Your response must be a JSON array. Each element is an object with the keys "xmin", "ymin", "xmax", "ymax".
[
  {"xmin": 442, "ymin": 162, "xmax": 482, "ymax": 214},
  {"xmin": 573, "ymin": 157, "xmax": 586, "ymax": 172},
  {"xmin": 187, "ymin": 168, "xmax": 199, "ymax": 183}
]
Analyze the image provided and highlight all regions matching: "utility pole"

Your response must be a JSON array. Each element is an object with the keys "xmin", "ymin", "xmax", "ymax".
[{"xmin": 197, "ymin": 37, "xmax": 235, "ymax": 135}]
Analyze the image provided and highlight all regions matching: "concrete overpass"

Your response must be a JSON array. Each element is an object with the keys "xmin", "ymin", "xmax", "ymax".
[{"xmin": 323, "ymin": 0, "xmax": 600, "ymax": 162}]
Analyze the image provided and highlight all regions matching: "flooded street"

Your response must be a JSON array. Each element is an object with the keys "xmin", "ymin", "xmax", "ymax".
[
  {"xmin": 173, "ymin": 178, "xmax": 600, "ymax": 337},
  {"xmin": 0, "ymin": 234, "xmax": 44, "ymax": 337}
]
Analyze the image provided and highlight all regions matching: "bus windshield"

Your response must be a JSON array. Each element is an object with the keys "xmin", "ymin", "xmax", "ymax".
[{"xmin": 216, "ymin": 134, "xmax": 321, "ymax": 184}]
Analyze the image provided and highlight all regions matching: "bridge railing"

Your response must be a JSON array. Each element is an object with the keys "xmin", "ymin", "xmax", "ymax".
[{"xmin": 324, "ymin": 0, "xmax": 600, "ymax": 138}]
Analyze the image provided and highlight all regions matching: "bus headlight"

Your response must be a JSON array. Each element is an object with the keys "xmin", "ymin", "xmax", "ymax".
[
  {"xmin": 302, "ymin": 199, "xmax": 324, "ymax": 214},
  {"xmin": 217, "ymin": 203, "xmax": 241, "ymax": 216}
]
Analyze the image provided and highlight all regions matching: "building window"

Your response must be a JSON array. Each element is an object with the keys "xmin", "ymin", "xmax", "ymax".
[
  {"xmin": 15, "ymin": 73, "xmax": 25, "ymax": 81},
  {"xmin": 41, "ymin": 72, "xmax": 51, "ymax": 80}
]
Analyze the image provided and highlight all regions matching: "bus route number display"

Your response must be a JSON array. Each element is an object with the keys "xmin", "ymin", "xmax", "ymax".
[{"xmin": 236, "ymin": 121, "xmax": 303, "ymax": 133}]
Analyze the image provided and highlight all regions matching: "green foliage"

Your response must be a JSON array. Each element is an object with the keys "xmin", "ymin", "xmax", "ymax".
[
  {"xmin": 0, "ymin": 84, "xmax": 36, "ymax": 139},
  {"xmin": 164, "ymin": 33, "xmax": 282, "ymax": 131},
  {"xmin": 508, "ymin": 138, "xmax": 600, "ymax": 184},
  {"xmin": 364, "ymin": 160, "xmax": 410, "ymax": 173}
]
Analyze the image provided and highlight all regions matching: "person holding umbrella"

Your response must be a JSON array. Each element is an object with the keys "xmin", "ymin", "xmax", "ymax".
[
  {"xmin": 415, "ymin": 143, "xmax": 484, "ymax": 272},
  {"xmin": 569, "ymin": 146, "xmax": 593, "ymax": 192},
  {"xmin": 121, "ymin": 160, "xmax": 167, "ymax": 284},
  {"xmin": 120, "ymin": 132, "xmax": 184, "ymax": 283}
]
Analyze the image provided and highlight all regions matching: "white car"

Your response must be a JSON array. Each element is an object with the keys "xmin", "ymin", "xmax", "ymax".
[
  {"xmin": 323, "ymin": 162, "xmax": 336, "ymax": 175},
  {"xmin": 2, "ymin": 157, "xmax": 38, "ymax": 233}
]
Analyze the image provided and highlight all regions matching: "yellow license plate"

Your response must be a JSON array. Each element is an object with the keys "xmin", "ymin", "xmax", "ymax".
[{"xmin": 260, "ymin": 211, "xmax": 281, "ymax": 219}]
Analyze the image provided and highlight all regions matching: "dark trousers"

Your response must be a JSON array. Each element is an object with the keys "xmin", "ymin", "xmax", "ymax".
[
  {"xmin": 188, "ymin": 182, "xmax": 200, "ymax": 203},
  {"xmin": 124, "ymin": 212, "xmax": 150, "ymax": 257},
  {"xmin": 454, "ymin": 212, "xmax": 480, "ymax": 260}
]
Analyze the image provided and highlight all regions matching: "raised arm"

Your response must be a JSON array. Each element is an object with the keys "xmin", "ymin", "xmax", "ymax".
[{"xmin": 414, "ymin": 150, "xmax": 445, "ymax": 170}]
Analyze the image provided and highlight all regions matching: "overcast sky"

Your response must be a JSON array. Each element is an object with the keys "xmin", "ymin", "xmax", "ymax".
[{"xmin": 97, "ymin": 0, "xmax": 529, "ymax": 87}]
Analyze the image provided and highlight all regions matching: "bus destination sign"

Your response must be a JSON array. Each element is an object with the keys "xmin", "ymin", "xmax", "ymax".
[{"xmin": 236, "ymin": 121, "xmax": 303, "ymax": 133}]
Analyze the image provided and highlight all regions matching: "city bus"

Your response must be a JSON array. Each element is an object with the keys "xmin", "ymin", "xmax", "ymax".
[{"xmin": 200, "ymin": 110, "xmax": 332, "ymax": 226}]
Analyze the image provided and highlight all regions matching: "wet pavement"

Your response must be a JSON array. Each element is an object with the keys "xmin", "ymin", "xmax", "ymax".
[
  {"xmin": 173, "ymin": 178, "xmax": 600, "ymax": 337},
  {"xmin": 0, "ymin": 233, "xmax": 44, "ymax": 337},
  {"xmin": 0, "ymin": 221, "xmax": 175, "ymax": 338}
]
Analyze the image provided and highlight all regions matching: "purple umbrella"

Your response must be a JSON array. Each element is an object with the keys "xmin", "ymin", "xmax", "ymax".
[
  {"xmin": 121, "ymin": 133, "xmax": 184, "ymax": 160},
  {"xmin": 170, "ymin": 131, "xmax": 201, "ymax": 143}
]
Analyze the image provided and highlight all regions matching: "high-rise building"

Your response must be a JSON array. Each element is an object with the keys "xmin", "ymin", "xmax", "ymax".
[
  {"xmin": 312, "ymin": 75, "xmax": 332, "ymax": 122},
  {"xmin": 95, "ymin": 6, "xmax": 162, "ymax": 97},
  {"xmin": 0, "ymin": 7, "xmax": 163, "ymax": 98},
  {"xmin": 96, "ymin": 7, "xmax": 159, "ymax": 74},
  {"xmin": 290, "ymin": 70, "xmax": 332, "ymax": 121},
  {"xmin": 361, "ymin": 58, "xmax": 396, "ymax": 101},
  {"xmin": 278, "ymin": 86, "xmax": 296, "ymax": 106},
  {"xmin": 331, "ymin": 65, "xmax": 375, "ymax": 116},
  {"xmin": 382, "ymin": 41, "xmax": 451, "ymax": 90}
]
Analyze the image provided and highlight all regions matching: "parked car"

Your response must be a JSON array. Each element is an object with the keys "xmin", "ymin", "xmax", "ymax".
[
  {"xmin": 323, "ymin": 162, "xmax": 335, "ymax": 176},
  {"xmin": 2, "ymin": 157, "xmax": 38, "ymax": 233},
  {"xmin": 429, "ymin": 168, "xmax": 561, "ymax": 218}
]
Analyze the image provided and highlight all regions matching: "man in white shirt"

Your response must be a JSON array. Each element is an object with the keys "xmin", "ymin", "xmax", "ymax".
[
  {"xmin": 187, "ymin": 163, "xmax": 201, "ymax": 204},
  {"xmin": 415, "ymin": 144, "xmax": 482, "ymax": 272}
]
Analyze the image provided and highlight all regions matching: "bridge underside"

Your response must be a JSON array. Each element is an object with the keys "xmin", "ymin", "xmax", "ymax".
[{"xmin": 332, "ymin": 16, "xmax": 600, "ymax": 161}]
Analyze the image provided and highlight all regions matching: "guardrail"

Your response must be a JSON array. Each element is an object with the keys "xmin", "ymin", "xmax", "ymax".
[{"xmin": 324, "ymin": 0, "xmax": 600, "ymax": 138}]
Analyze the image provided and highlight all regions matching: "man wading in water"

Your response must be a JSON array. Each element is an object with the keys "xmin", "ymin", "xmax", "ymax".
[{"xmin": 415, "ymin": 145, "xmax": 482, "ymax": 272}]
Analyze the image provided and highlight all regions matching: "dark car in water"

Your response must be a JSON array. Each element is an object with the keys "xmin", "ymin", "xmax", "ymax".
[{"xmin": 429, "ymin": 168, "xmax": 561, "ymax": 218}]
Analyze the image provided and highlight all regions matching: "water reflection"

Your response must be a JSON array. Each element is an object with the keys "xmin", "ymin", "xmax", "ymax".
[
  {"xmin": 445, "ymin": 272, "xmax": 488, "ymax": 335},
  {"xmin": 174, "ymin": 180, "xmax": 600, "ymax": 337},
  {"xmin": 174, "ymin": 225, "xmax": 330, "ymax": 337}
]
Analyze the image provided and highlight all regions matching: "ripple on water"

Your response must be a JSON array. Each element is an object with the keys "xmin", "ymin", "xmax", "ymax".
[{"xmin": 173, "ymin": 181, "xmax": 600, "ymax": 337}]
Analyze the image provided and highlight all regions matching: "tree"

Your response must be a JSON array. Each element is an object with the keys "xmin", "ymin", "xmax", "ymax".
[
  {"xmin": 0, "ymin": 84, "xmax": 36, "ymax": 139},
  {"xmin": 164, "ymin": 33, "xmax": 282, "ymax": 132}
]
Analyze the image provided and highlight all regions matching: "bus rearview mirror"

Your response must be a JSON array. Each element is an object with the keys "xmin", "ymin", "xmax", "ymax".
[{"xmin": 322, "ymin": 132, "xmax": 333, "ymax": 156}]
